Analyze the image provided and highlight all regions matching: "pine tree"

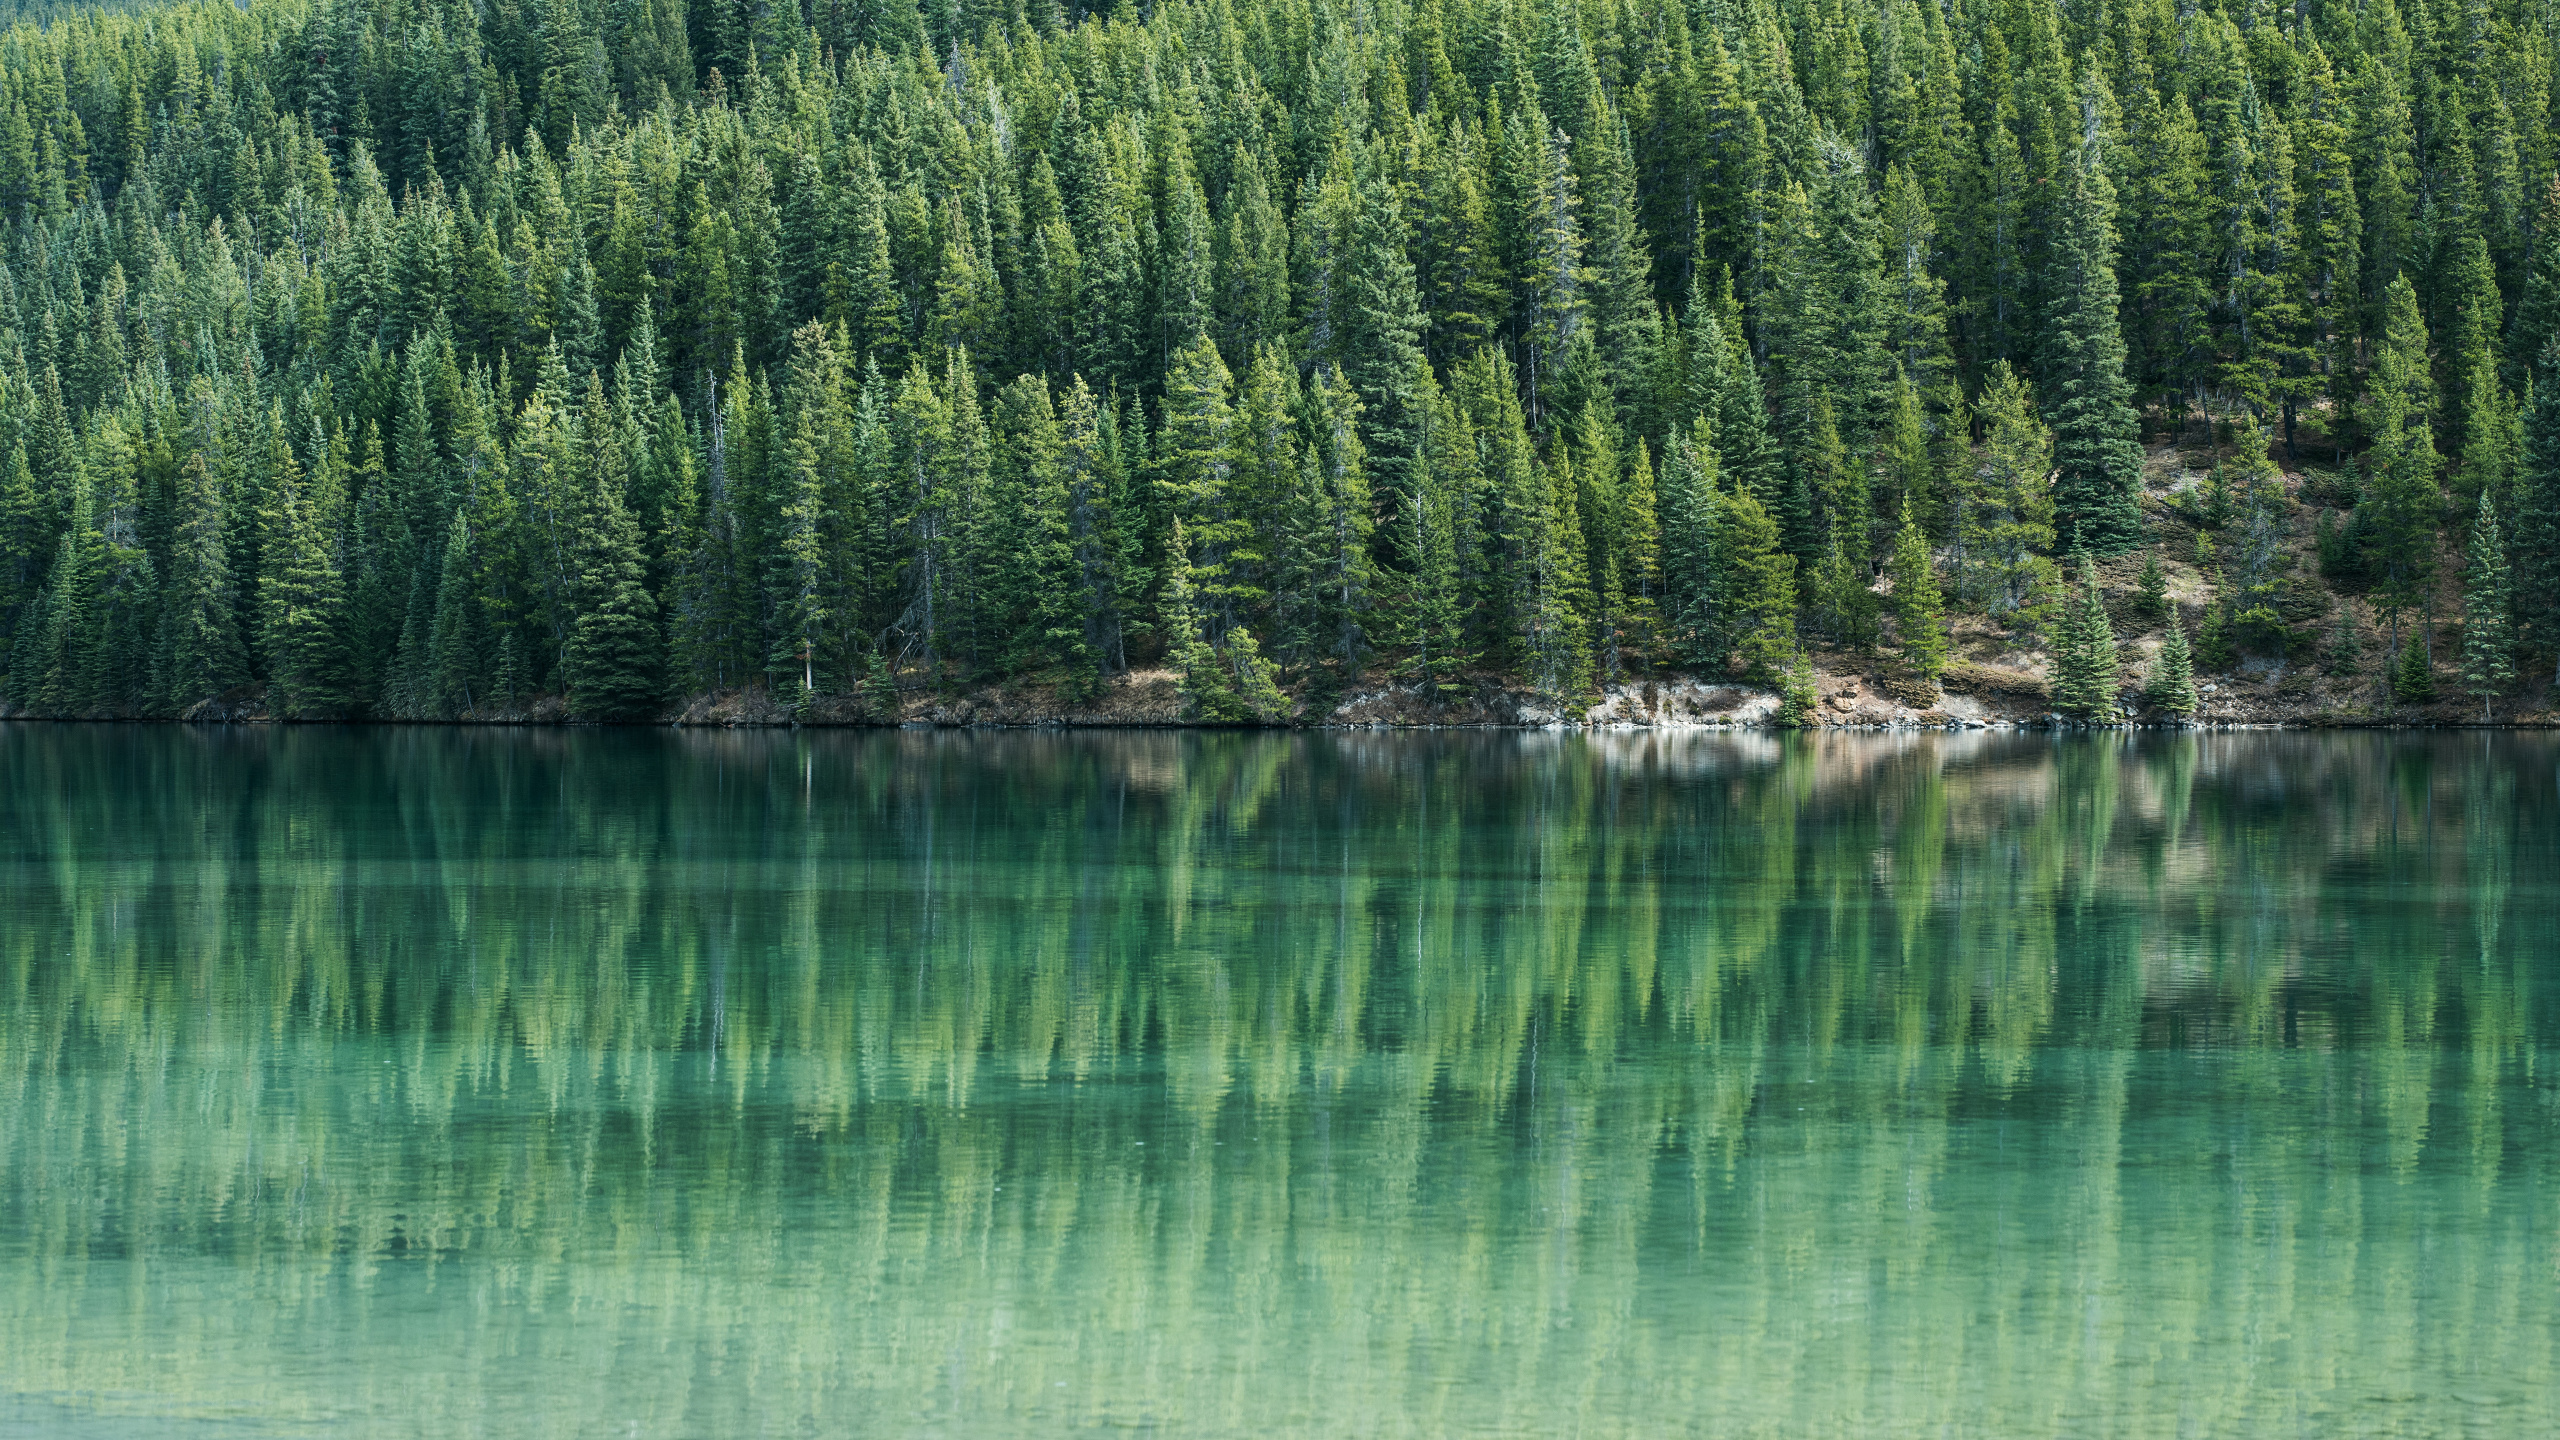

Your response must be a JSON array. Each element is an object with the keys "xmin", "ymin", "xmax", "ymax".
[
  {"xmin": 1886, "ymin": 502, "xmax": 1948, "ymax": 686},
  {"xmin": 2322, "ymin": 599, "xmax": 2366, "ymax": 678},
  {"xmin": 424, "ymin": 506, "xmax": 483, "ymax": 717},
  {"xmin": 564, "ymin": 417, "xmax": 664, "ymax": 720},
  {"xmin": 0, "ymin": 441, "xmax": 42, "ymax": 680},
  {"xmin": 2043, "ymin": 150, "xmax": 2147, "ymax": 556},
  {"xmin": 2195, "ymin": 600, "xmax": 2236, "ymax": 672},
  {"xmin": 1721, "ymin": 481, "xmax": 1798, "ymax": 682},
  {"xmin": 261, "ymin": 420, "xmax": 352, "ymax": 718},
  {"xmin": 768, "ymin": 407, "xmax": 829, "ymax": 706},
  {"xmin": 1956, "ymin": 365, "xmax": 2059, "ymax": 630},
  {"xmin": 1656, "ymin": 423, "xmax": 1725, "ymax": 668},
  {"xmin": 155, "ymin": 452, "xmax": 247, "ymax": 716},
  {"xmin": 2391, "ymin": 630, "xmax": 2437, "ymax": 703},
  {"xmin": 1774, "ymin": 647, "xmax": 1819, "ymax": 726},
  {"xmin": 2462, "ymin": 492, "xmax": 2515, "ymax": 720},
  {"xmin": 2518, "ymin": 340, "xmax": 2560, "ymax": 688},
  {"xmin": 1403, "ymin": 415, "xmax": 1471, "ymax": 697},
  {"xmin": 2135, "ymin": 548, "xmax": 2168, "ymax": 618},
  {"xmin": 2146, "ymin": 614, "xmax": 2199, "ymax": 719},
  {"xmin": 2364, "ymin": 275, "xmax": 2441, "ymax": 653},
  {"xmin": 19, "ymin": 475, "xmax": 97, "ymax": 714},
  {"xmin": 2050, "ymin": 555, "xmax": 2120, "ymax": 720}
]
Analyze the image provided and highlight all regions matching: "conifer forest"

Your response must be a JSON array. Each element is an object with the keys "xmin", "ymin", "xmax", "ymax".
[{"xmin": 0, "ymin": 0, "xmax": 2555, "ymax": 723}]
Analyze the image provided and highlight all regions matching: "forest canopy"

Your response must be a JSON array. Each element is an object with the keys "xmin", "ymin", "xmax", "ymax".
[{"xmin": 0, "ymin": 0, "xmax": 2550, "ymax": 719}]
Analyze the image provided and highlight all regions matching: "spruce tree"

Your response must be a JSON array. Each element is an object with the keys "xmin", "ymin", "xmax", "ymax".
[
  {"xmin": 1774, "ymin": 647, "xmax": 1819, "ymax": 727},
  {"xmin": 2391, "ymin": 630, "xmax": 2437, "ymax": 704},
  {"xmin": 1721, "ymin": 482, "xmax": 1798, "ymax": 682},
  {"xmin": 2462, "ymin": 492, "xmax": 2515, "ymax": 720},
  {"xmin": 2050, "ymin": 556, "xmax": 2120, "ymax": 720},
  {"xmin": 2508, "ymin": 175, "xmax": 2560, "ymax": 399},
  {"xmin": 1958, "ymin": 365, "xmax": 2059, "ymax": 629},
  {"xmin": 155, "ymin": 452, "xmax": 248, "ymax": 717},
  {"xmin": 991, "ymin": 374, "xmax": 1084, "ymax": 677},
  {"xmin": 1886, "ymin": 502, "xmax": 1948, "ymax": 686},
  {"xmin": 1655, "ymin": 423, "xmax": 1724, "ymax": 669},
  {"xmin": 564, "ymin": 430, "xmax": 664, "ymax": 721},
  {"xmin": 0, "ymin": 441, "xmax": 41, "ymax": 680},
  {"xmin": 1523, "ymin": 449, "xmax": 1595, "ymax": 709},
  {"xmin": 2135, "ymin": 548, "xmax": 2168, "ymax": 618},
  {"xmin": 2364, "ymin": 276, "xmax": 2441, "ymax": 653},
  {"xmin": 2322, "ymin": 600, "xmax": 2365, "ymax": 677},
  {"xmin": 768, "ymin": 407, "xmax": 829, "ymax": 706},
  {"xmin": 1403, "ymin": 412, "xmax": 1472, "ymax": 697},
  {"xmin": 2042, "ymin": 151, "xmax": 2147, "ymax": 556},
  {"xmin": 19, "ymin": 476, "xmax": 97, "ymax": 714},
  {"xmin": 2516, "ymin": 344, "xmax": 2560, "ymax": 688},
  {"xmin": 424, "ymin": 507, "xmax": 483, "ymax": 717},
  {"xmin": 2195, "ymin": 601, "xmax": 2236, "ymax": 672},
  {"xmin": 260, "ymin": 421, "xmax": 353, "ymax": 718},
  {"xmin": 2146, "ymin": 615, "xmax": 2199, "ymax": 719},
  {"xmin": 1304, "ymin": 365, "xmax": 1375, "ymax": 678}
]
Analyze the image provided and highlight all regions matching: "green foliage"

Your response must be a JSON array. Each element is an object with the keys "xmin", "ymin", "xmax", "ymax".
[
  {"xmin": 2322, "ymin": 601, "xmax": 2365, "ymax": 678},
  {"xmin": 1886, "ymin": 504, "xmax": 1949, "ymax": 685},
  {"xmin": 1774, "ymin": 648, "xmax": 1819, "ymax": 727},
  {"xmin": 2043, "ymin": 153, "xmax": 2147, "ymax": 557},
  {"xmin": 1721, "ymin": 483, "xmax": 1800, "ymax": 684},
  {"xmin": 1957, "ymin": 366, "xmax": 2057, "ymax": 632},
  {"xmin": 2462, "ymin": 494, "xmax": 2515, "ymax": 719},
  {"xmin": 2049, "ymin": 557, "xmax": 2121, "ymax": 720},
  {"xmin": 2194, "ymin": 601, "xmax": 2236, "ymax": 673},
  {"xmin": 2363, "ymin": 278, "xmax": 2442, "ymax": 628},
  {"xmin": 2146, "ymin": 617, "xmax": 2200, "ymax": 719},
  {"xmin": 0, "ymin": 0, "xmax": 2540, "ymax": 724},
  {"xmin": 2391, "ymin": 631, "xmax": 2438, "ymax": 704},
  {"xmin": 2134, "ymin": 550, "xmax": 2168, "ymax": 619}
]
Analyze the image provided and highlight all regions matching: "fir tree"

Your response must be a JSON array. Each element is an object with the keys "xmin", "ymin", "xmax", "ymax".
[
  {"xmin": 2146, "ymin": 614, "xmax": 2200, "ymax": 720},
  {"xmin": 261, "ymin": 420, "xmax": 352, "ymax": 718},
  {"xmin": 0, "ymin": 441, "xmax": 42, "ymax": 679},
  {"xmin": 2322, "ymin": 600, "xmax": 2365, "ymax": 678},
  {"xmin": 2042, "ymin": 151, "xmax": 2147, "ymax": 556},
  {"xmin": 424, "ymin": 506, "xmax": 483, "ymax": 717},
  {"xmin": 2050, "ymin": 555, "xmax": 2120, "ymax": 720},
  {"xmin": 563, "ymin": 427, "xmax": 664, "ymax": 720},
  {"xmin": 2462, "ymin": 492, "xmax": 2515, "ymax": 720},
  {"xmin": 1721, "ymin": 481, "xmax": 1798, "ymax": 682},
  {"xmin": 1886, "ymin": 502, "xmax": 1949, "ymax": 686},
  {"xmin": 1402, "ymin": 410, "xmax": 1472, "ymax": 698},
  {"xmin": 1774, "ymin": 647, "xmax": 1819, "ymax": 726},
  {"xmin": 2363, "ymin": 276, "xmax": 2441, "ymax": 654},
  {"xmin": 2135, "ymin": 548, "xmax": 2168, "ymax": 618},
  {"xmin": 19, "ymin": 476, "xmax": 97, "ymax": 714},
  {"xmin": 155, "ymin": 452, "xmax": 247, "ymax": 717},
  {"xmin": 1956, "ymin": 365, "xmax": 2058, "ymax": 630},
  {"xmin": 2391, "ymin": 630, "xmax": 2437, "ymax": 704},
  {"xmin": 2194, "ymin": 601, "xmax": 2236, "ymax": 672}
]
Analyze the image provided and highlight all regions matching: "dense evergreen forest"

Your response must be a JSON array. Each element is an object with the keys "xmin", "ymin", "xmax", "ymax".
[{"xmin": 0, "ymin": 0, "xmax": 2551, "ymax": 721}]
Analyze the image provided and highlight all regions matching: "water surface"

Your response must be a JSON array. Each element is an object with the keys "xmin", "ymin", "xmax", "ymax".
[{"xmin": 3, "ymin": 726, "xmax": 2557, "ymax": 1437}]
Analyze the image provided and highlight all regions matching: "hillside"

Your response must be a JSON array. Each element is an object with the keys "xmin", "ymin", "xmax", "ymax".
[{"xmin": 0, "ymin": 0, "xmax": 2551, "ymax": 726}]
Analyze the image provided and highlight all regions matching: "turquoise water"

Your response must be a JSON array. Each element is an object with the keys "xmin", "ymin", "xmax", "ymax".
[{"xmin": 1, "ymin": 726, "xmax": 2556, "ymax": 1437}]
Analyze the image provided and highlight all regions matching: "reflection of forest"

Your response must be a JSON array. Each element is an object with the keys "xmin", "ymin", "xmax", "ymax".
[{"xmin": 1, "ymin": 728, "xmax": 2554, "ymax": 1436}]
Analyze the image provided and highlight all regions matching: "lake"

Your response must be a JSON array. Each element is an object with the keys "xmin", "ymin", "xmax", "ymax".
[{"xmin": 1, "ymin": 725, "xmax": 2556, "ymax": 1437}]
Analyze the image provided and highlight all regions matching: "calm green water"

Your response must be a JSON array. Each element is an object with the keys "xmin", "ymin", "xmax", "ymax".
[{"xmin": 2, "ymin": 726, "xmax": 2557, "ymax": 1438}]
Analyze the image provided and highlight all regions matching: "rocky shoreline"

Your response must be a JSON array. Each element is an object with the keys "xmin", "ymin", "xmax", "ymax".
[{"xmin": 13, "ymin": 658, "xmax": 2556, "ymax": 732}]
